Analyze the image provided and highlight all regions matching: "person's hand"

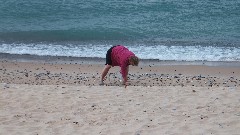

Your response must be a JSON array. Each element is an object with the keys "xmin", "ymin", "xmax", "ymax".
[{"xmin": 122, "ymin": 81, "xmax": 128, "ymax": 88}]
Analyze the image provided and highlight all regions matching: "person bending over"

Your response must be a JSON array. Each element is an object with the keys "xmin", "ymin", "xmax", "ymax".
[{"xmin": 100, "ymin": 45, "xmax": 139, "ymax": 87}]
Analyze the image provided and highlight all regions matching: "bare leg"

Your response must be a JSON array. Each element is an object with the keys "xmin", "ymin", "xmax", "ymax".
[{"xmin": 100, "ymin": 65, "xmax": 111, "ymax": 85}]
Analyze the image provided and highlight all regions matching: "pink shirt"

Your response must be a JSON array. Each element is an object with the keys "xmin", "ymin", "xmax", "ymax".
[{"xmin": 111, "ymin": 45, "xmax": 135, "ymax": 81}]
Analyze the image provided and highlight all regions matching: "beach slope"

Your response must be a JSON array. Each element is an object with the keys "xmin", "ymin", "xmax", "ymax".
[{"xmin": 0, "ymin": 59, "xmax": 240, "ymax": 134}]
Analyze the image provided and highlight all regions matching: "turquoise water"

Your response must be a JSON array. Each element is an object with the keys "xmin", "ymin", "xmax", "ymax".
[{"xmin": 0, "ymin": 0, "xmax": 240, "ymax": 61}]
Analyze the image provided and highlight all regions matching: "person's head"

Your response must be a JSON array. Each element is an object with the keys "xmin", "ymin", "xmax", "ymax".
[{"xmin": 129, "ymin": 56, "xmax": 139, "ymax": 66}]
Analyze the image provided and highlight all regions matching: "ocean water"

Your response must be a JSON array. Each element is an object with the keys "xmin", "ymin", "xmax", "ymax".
[{"xmin": 0, "ymin": 0, "xmax": 240, "ymax": 61}]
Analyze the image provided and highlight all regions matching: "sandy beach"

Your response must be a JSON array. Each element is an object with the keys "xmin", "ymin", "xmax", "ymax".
[{"xmin": 0, "ymin": 55, "xmax": 240, "ymax": 135}]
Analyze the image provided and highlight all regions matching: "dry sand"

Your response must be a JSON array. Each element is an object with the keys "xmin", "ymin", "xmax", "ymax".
[{"xmin": 0, "ymin": 58, "xmax": 240, "ymax": 135}]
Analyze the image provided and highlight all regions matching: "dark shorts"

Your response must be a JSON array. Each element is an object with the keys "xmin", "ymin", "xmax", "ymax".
[{"xmin": 105, "ymin": 45, "xmax": 118, "ymax": 65}]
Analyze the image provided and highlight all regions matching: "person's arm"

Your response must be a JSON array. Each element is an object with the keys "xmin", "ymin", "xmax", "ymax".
[{"xmin": 121, "ymin": 65, "xmax": 129, "ymax": 85}]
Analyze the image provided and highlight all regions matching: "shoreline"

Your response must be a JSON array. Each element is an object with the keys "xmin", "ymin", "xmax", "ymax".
[
  {"xmin": 1, "ymin": 53, "xmax": 240, "ymax": 67},
  {"xmin": 1, "ymin": 56, "xmax": 240, "ymax": 87}
]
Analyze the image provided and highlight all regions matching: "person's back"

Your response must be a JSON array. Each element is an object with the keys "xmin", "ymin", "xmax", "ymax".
[{"xmin": 111, "ymin": 45, "xmax": 135, "ymax": 67}]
